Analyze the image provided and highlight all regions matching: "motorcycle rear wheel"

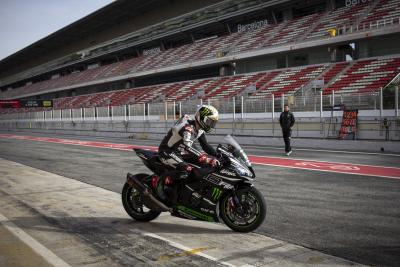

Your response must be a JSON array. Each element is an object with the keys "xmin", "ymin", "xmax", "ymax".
[
  {"xmin": 122, "ymin": 176, "xmax": 161, "ymax": 222},
  {"xmin": 220, "ymin": 186, "xmax": 266, "ymax": 232}
]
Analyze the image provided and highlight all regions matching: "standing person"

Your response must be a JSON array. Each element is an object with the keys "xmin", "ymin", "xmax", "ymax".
[
  {"xmin": 279, "ymin": 104, "xmax": 295, "ymax": 156},
  {"xmin": 383, "ymin": 118, "xmax": 391, "ymax": 141}
]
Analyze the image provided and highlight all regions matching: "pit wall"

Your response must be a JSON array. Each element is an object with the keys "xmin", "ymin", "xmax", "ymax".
[{"xmin": 1, "ymin": 111, "xmax": 399, "ymax": 153}]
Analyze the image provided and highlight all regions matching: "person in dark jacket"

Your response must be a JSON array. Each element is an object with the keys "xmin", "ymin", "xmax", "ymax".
[{"xmin": 279, "ymin": 104, "xmax": 295, "ymax": 156}]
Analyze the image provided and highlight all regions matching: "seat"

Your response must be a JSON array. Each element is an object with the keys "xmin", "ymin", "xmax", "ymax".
[{"xmin": 134, "ymin": 149, "xmax": 158, "ymax": 160}]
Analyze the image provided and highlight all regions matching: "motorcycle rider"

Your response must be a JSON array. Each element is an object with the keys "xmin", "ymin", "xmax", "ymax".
[{"xmin": 157, "ymin": 105, "xmax": 220, "ymax": 200}]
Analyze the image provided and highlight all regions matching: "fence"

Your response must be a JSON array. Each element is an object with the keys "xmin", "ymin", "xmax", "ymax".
[{"xmin": 0, "ymin": 90, "xmax": 399, "ymax": 122}]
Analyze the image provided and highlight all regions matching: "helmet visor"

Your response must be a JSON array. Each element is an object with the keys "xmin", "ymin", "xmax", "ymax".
[{"xmin": 204, "ymin": 117, "xmax": 217, "ymax": 129}]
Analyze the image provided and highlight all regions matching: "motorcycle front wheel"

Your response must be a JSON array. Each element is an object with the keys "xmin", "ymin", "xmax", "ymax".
[
  {"xmin": 220, "ymin": 186, "xmax": 266, "ymax": 232},
  {"xmin": 121, "ymin": 175, "xmax": 161, "ymax": 222}
]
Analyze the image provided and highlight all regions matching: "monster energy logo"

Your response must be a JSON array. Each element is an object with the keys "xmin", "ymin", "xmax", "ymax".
[
  {"xmin": 199, "ymin": 108, "xmax": 211, "ymax": 117},
  {"xmin": 212, "ymin": 187, "xmax": 222, "ymax": 201}
]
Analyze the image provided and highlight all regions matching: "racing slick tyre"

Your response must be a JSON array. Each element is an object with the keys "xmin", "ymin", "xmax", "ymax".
[
  {"xmin": 220, "ymin": 186, "xmax": 266, "ymax": 232},
  {"xmin": 122, "ymin": 175, "xmax": 161, "ymax": 222}
]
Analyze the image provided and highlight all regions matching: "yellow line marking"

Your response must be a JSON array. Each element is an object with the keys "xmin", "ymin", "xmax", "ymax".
[{"xmin": 158, "ymin": 247, "xmax": 214, "ymax": 261}]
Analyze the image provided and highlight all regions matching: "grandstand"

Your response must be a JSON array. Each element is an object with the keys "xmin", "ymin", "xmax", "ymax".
[{"xmin": 0, "ymin": 0, "xmax": 400, "ymax": 115}]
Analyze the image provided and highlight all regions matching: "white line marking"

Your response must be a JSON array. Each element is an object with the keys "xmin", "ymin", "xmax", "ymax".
[
  {"xmin": 242, "ymin": 145, "xmax": 400, "ymax": 157},
  {"xmin": 142, "ymin": 232, "xmax": 237, "ymax": 267},
  {"xmin": 0, "ymin": 212, "xmax": 71, "ymax": 267},
  {"xmin": 251, "ymin": 154, "xmax": 400, "ymax": 170},
  {"xmin": 255, "ymin": 162, "xmax": 400, "ymax": 180}
]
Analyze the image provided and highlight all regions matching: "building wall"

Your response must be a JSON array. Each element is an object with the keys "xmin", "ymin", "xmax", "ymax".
[
  {"xmin": 235, "ymin": 46, "xmax": 331, "ymax": 74},
  {"xmin": 358, "ymin": 34, "xmax": 400, "ymax": 58}
]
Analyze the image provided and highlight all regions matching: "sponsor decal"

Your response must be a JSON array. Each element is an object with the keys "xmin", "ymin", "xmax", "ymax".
[
  {"xmin": 200, "ymin": 207, "xmax": 215, "ymax": 214},
  {"xmin": 220, "ymin": 169, "xmax": 236, "ymax": 176},
  {"xmin": 177, "ymin": 205, "xmax": 214, "ymax": 222},
  {"xmin": 203, "ymin": 198, "xmax": 216, "ymax": 206},
  {"xmin": 199, "ymin": 108, "xmax": 210, "ymax": 117},
  {"xmin": 211, "ymin": 187, "xmax": 222, "ymax": 201},
  {"xmin": 203, "ymin": 175, "xmax": 221, "ymax": 185}
]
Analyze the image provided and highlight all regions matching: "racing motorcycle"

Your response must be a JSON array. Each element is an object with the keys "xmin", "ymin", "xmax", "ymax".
[{"xmin": 121, "ymin": 135, "xmax": 266, "ymax": 232}]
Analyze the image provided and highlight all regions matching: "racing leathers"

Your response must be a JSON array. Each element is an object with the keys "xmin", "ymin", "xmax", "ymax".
[
  {"xmin": 157, "ymin": 115, "xmax": 218, "ymax": 201},
  {"xmin": 158, "ymin": 114, "xmax": 218, "ymax": 177}
]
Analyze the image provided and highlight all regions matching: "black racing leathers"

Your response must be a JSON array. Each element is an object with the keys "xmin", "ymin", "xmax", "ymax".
[
  {"xmin": 158, "ymin": 115, "xmax": 217, "ymax": 172},
  {"xmin": 157, "ymin": 115, "xmax": 217, "ymax": 202}
]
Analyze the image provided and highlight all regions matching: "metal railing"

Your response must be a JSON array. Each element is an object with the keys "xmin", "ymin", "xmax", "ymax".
[
  {"xmin": 1, "ymin": 90, "xmax": 398, "ymax": 122},
  {"xmin": 1, "ymin": 90, "xmax": 399, "ymax": 140}
]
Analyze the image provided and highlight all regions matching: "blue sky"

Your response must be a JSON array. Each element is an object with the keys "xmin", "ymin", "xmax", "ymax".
[{"xmin": 0, "ymin": 0, "xmax": 115, "ymax": 61}]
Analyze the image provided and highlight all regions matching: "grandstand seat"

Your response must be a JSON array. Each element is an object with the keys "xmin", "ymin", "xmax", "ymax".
[
  {"xmin": 251, "ymin": 64, "xmax": 328, "ymax": 97},
  {"xmin": 306, "ymin": 2, "xmax": 371, "ymax": 40},
  {"xmin": 324, "ymin": 57, "xmax": 400, "ymax": 94},
  {"xmin": 360, "ymin": 0, "xmax": 400, "ymax": 26}
]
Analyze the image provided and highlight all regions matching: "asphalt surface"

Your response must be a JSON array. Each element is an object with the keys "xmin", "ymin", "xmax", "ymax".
[{"xmin": 0, "ymin": 132, "xmax": 399, "ymax": 266}]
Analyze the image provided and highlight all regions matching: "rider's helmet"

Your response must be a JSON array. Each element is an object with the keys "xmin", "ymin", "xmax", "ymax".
[{"xmin": 195, "ymin": 105, "xmax": 219, "ymax": 133}]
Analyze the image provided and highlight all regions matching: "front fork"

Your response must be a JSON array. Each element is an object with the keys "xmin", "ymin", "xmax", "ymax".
[
  {"xmin": 228, "ymin": 191, "xmax": 242, "ymax": 211},
  {"xmin": 228, "ymin": 185, "xmax": 252, "ymax": 216}
]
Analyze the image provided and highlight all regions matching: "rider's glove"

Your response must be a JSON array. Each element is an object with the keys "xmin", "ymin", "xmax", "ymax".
[
  {"xmin": 199, "ymin": 154, "xmax": 220, "ymax": 168},
  {"xmin": 209, "ymin": 158, "xmax": 221, "ymax": 168}
]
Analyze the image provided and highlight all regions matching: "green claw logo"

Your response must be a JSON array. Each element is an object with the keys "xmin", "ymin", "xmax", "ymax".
[
  {"xmin": 200, "ymin": 108, "xmax": 210, "ymax": 117},
  {"xmin": 212, "ymin": 187, "xmax": 222, "ymax": 200}
]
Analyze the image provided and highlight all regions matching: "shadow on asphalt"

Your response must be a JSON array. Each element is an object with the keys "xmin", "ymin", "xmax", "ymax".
[{"xmin": 10, "ymin": 215, "xmax": 235, "ymax": 235}]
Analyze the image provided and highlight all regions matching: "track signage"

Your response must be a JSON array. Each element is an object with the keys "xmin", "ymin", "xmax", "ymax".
[
  {"xmin": 237, "ymin": 19, "xmax": 269, "ymax": 33},
  {"xmin": 345, "ymin": 0, "xmax": 372, "ymax": 7},
  {"xmin": 339, "ymin": 109, "xmax": 358, "ymax": 139},
  {"xmin": 0, "ymin": 100, "xmax": 21, "ymax": 108},
  {"xmin": 0, "ymin": 100, "xmax": 53, "ymax": 108}
]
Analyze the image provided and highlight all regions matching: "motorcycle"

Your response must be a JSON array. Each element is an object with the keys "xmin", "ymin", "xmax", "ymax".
[{"xmin": 121, "ymin": 135, "xmax": 266, "ymax": 232}]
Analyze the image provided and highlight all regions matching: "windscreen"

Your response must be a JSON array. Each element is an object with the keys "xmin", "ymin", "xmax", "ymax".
[
  {"xmin": 223, "ymin": 135, "xmax": 252, "ymax": 167},
  {"xmin": 223, "ymin": 135, "xmax": 242, "ymax": 151}
]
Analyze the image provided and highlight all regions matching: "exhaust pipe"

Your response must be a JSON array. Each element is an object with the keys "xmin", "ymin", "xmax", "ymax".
[{"xmin": 127, "ymin": 173, "xmax": 171, "ymax": 212}]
